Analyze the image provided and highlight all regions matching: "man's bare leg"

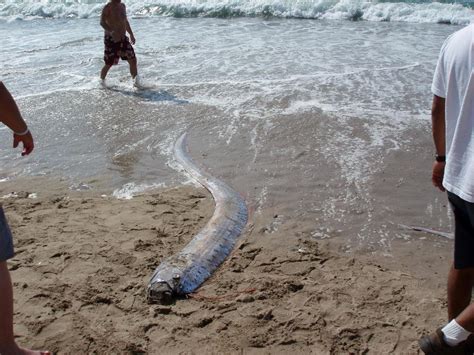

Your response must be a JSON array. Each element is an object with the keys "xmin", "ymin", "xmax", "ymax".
[
  {"xmin": 448, "ymin": 264, "xmax": 474, "ymax": 321},
  {"xmin": 127, "ymin": 58, "xmax": 138, "ymax": 79},
  {"xmin": 0, "ymin": 261, "xmax": 50, "ymax": 355},
  {"xmin": 100, "ymin": 64, "xmax": 112, "ymax": 80},
  {"xmin": 0, "ymin": 261, "xmax": 15, "ymax": 351},
  {"xmin": 457, "ymin": 303, "xmax": 474, "ymax": 333}
]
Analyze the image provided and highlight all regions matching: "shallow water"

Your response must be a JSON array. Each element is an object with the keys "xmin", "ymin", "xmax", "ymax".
[{"xmin": 0, "ymin": 16, "xmax": 461, "ymax": 253}]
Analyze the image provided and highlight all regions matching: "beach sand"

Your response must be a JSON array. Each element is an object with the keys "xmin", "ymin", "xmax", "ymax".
[
  {"xmin": 4, "ymin": 119, "xmax": 453, "ymax": 355},
  {"xmin": 0, "ymin": 11, "xmax": 460, "ymax": 354}
]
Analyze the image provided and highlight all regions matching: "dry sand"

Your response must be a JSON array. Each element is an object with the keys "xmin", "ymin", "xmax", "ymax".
[{"xmin": 2, "ymin": 173, "xmax": 451, "ymax": 355}]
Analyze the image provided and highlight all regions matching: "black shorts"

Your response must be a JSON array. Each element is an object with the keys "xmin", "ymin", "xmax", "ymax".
[
  {"xmin": 104, "ymin": 35, "xmax": 136, "ymax": 66},
  {"xmin": 447, "ymin": 191, "xmax": 474, "ymax": 269},
  {"xmin": 0, "ymin": 207, "xmax": 14, "ymax": 262}
]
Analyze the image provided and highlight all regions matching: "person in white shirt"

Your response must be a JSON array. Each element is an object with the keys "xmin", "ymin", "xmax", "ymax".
[{"xmin": 419, "ymin": 23, "xmax": 474, "ymax": 354}]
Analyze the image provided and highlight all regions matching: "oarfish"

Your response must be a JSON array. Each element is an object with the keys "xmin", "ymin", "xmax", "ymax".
[{"xmin": 147, "ymin": 133, "xmax": 248, "ymax": 304}]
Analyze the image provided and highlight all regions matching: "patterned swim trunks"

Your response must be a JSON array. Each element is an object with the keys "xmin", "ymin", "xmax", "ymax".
[
  {"xmin": 0, "ymin": 207, "xmax": 14, "ymax": 261},
  {"xmin": 103, "ymin": 35, "xmax": 136, "ymax": 66}
]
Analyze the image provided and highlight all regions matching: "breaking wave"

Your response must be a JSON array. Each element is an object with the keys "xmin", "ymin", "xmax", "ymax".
[{"xmin": 0, "ymin": 0, "xmax": 473, "ymax": 24}]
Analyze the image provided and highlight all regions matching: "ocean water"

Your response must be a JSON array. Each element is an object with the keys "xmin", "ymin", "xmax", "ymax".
[{"xmin": 0, "ymin": 0, "xmax": 468, "ymax": 253}]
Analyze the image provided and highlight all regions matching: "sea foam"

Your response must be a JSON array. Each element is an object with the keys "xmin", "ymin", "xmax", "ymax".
[{"xmin": 0, "ymin": 0, "xmax": 473, "ymax": 24}]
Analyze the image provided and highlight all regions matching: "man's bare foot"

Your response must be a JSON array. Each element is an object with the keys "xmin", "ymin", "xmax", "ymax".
[
  {"xmin": 99, "ymin": 78, "xmax": 107, "ymax": 88},
  {"xmin": 19, "ymin": 348, "xmax": 51, "ymax": 355},
  {"xmin": 133, "ymin": 75, "xmax": 143, "ymax": 89},
  {"xmin": 0, "ymin": 343, "xmax": 51, "ymax": 355}
]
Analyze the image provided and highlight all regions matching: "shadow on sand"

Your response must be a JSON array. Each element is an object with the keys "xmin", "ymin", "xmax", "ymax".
[{"xmin": 106, "ymin": 86, "xmax": 189, "ymax": 105}]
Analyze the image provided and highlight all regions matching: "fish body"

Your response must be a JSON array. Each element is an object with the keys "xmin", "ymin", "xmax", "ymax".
[{"xmin": 147, "ymin": 133, "xmax": 248, "ymax": 304}]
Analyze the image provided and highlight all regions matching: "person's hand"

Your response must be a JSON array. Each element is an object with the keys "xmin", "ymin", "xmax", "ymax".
[
  {"xmin": 130, "ymin": 34, "xmax": 136, "ymax": 45},
  {"xmin": 432, "ymin": 160, "xmax": 445, "ymax": 191},
  {"xmin": 13, "ymin": 131, "xmax": 34, "ymax": 156}
]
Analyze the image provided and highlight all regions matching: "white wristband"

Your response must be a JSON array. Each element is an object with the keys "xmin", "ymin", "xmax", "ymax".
[{"xmin": 14, "ymin": 128, "xmax": 29, "ymax": 136}]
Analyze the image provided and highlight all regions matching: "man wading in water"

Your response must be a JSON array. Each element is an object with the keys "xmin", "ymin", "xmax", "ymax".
[{"xmin": 100, "ymin": 0, "xmax": 140, "ymax": 87}]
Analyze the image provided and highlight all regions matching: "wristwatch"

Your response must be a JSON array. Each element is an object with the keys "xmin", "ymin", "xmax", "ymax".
[{"xmin": 435, "ymin": 154, "xmax": 446, "ymax": 162}]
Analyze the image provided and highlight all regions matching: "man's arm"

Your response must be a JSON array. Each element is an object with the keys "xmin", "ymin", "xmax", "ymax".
[
  {"xmin": 124, "ymin": 5, "xmax": 135, "ymax": 45},
  {"xmin": 126, "ymin": 19, "xmax": 135, "ymax": 44},
  {"xmin": 100, "ymin": 5, "xmax": 113, "ymax": 32},
  {"xmin": 431, "ymin": 94, "xmax": 446, "ymax": 191},
  {"xmin": 0, "ymin": 82, "xmax": 34, "ymax": 156}
]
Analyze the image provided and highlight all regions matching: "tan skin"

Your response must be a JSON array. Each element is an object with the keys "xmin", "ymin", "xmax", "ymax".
[
  {"xmin": 431, "ymin": 94, "xmax": 474, "ymax": 332},
  {"xmin": 100, "ymin": 0, "xmax": 137, "ymax": 80},
  {"xmin": 431, "ymin": 94, "xmax": 445, "ymax": 192},
  {"xmin": 0, "ymin": 82, "xmax": 49, "ymax": 355}
]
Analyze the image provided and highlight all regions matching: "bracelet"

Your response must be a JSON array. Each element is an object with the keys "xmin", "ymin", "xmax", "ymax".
[
  {"xmin": 435, "ymin": 154, "xmax": 446, "ymax": 162},
  {"xmin": 14, "ymin": 128, "xmax": 29, "ymax": 136}
]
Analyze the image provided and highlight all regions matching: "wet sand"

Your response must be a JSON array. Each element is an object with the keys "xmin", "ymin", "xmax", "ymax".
[{"xmin": 0, "ymin": 73, "xmax": 456, "ymax": 354}]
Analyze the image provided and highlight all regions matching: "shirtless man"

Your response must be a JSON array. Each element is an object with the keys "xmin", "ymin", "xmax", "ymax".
[{"xmin": 100, "ymin": 0, "xmax": 139, "ymax": 85}]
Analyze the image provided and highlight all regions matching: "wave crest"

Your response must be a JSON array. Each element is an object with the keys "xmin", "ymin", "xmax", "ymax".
[{"xmin": 1, "ymin": 0, "xmax": 472, "ymax": 24}]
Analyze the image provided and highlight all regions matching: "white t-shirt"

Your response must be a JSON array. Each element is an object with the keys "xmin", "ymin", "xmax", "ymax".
[{"xmin": 432, "ymin": 24, "xmax": 474, "ymax": 202}]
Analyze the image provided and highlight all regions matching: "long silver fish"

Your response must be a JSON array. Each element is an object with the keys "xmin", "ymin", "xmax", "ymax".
[{"xmin": 147, "ymin": 133, "xmax": 248, "ymax": 304}]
